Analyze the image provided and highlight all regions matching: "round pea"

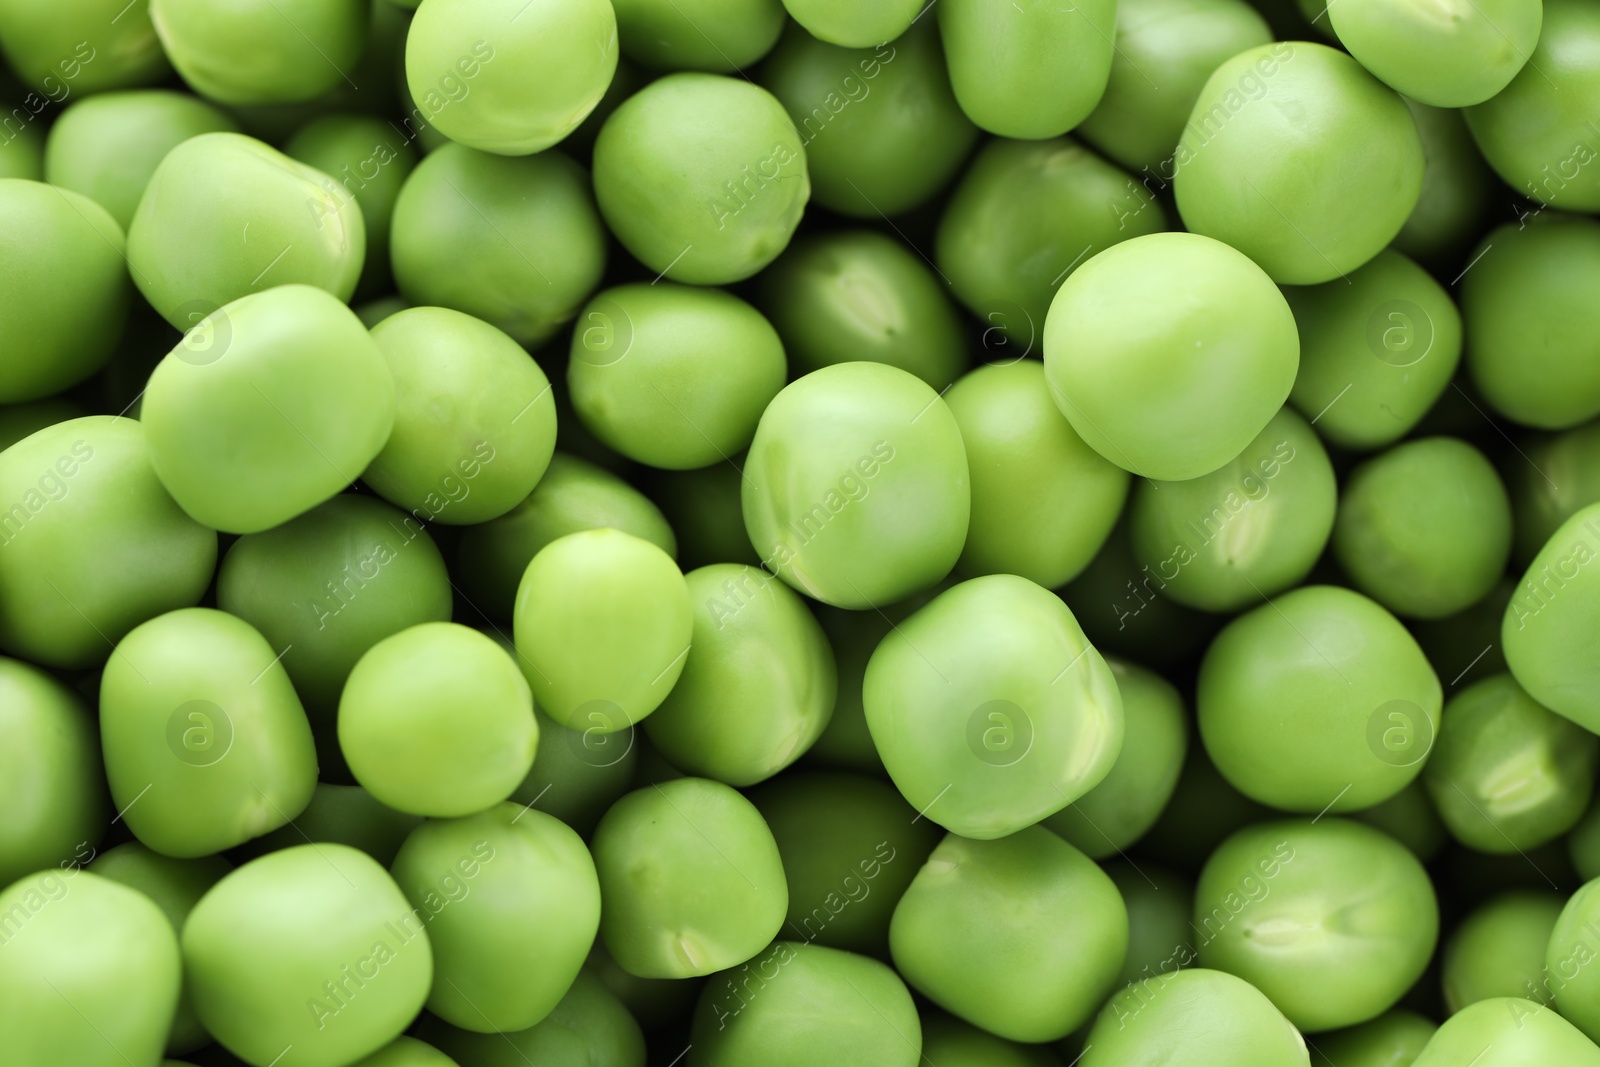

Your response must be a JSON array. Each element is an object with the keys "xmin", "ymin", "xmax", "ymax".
[
  {"xmin": 581, "ymin": 940, "xmax": 699, "ymax": 1032},
  {"xmin": 1502, "ymin": 502, "xmax": 1600, "ymax": 732},
  {"xmin": 1329, "ymin": 0, "xmax": 1540, "ymax": 107},
  {"xmin": 742, "ymin": 362, "xmax": 970, "ymax": 608},
  {"xmin": 593, "ymin": 72, "xmax": 808, "ymax": 284},
  {"xmin": 1312, "ymin": 1010, "xmax": 1436, "ymax": 1067},
  {"xmin": 1394, "ymin": 100, "xmax": 1495, "ymax": 266},
  {"xmin": 651, "ymin": 462, "xmax": 758, "ymax": 570},
  {"xmin": 151, "ymin": 0, "xmax": 366, "ymax": 105},
  {"xmin": 592, "ymin": 777, "xmax": 787, "ymax": 978},
  {"xmin": 1411, "ymin": 998, "xmax": 1600, "ymax": 1067},
  {"xmin": 1197, "ymin": 585, "xmax": 1443, "ymax": 813},
  {"xmin": 1174, "ymin": 41, "xmax": 1424, "ymax": 284},
  {"xmin": 1105, "ymin": 860, "xmax": 1195, "ymax": 991},
  {"xmin": 919, "ymin": 1014, "xmax": 1055, "ymax": 1067},
  {"xmin": 1511, "ymin": 421, "xmax": 1600, "ymax": 566},
  {"xmin": 780, "ymin": 0, "xmax": 922, "ymax": 47},
  {"xmin": 1356, "ymin": 779, "xmax": 1449, "ymax": 864},
  {"xmin": 568, "ymin": 284, "xmax": 786, "ymax": 470},
  {"xmin": 508, "ymin": 703, "xmax": 638, "ymax": 836},
  {"xmin": 1044, "ymin": 231, "xmax": 1299, "ymax": 481},
  {"xmin": 1081, "ymin": 968, "xmax": 1309, "ymax": 1067},
  {"xmin": 417, "ymin": 970, "xmax": 645, "ymax": 1066},
  {"xmin": 612, "ymin": 0, "xmax": 783, "ymax": 72},
  {"xmin": 243, "ymin": 783, "xmax": 423, "ymax": 868},
  {"xmin": 0, "ymin": 0, "xmax": 170, "ymax": 94},
  {"xmin": 1443, "ymin": 891, "xmax": 1564, "ymax": 1013}
]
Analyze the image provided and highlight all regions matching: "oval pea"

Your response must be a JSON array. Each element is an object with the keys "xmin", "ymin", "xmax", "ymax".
[
  {"xmin": 1411, "ymin": 998, "xmax": 1600, "ymax": 1067},
  {"xmin": 1329, "ymin": 0, "xmax": 1540, "ymax": 107},
  {"xmin": 151, "ymin": 0, "xmax": 367, "ymax": 105},
  {"xmin": 1310, "ymin": 1010, "xmax": 1436, "ymax": 1067},
  {"xmin": 1502, "ymin": 502, "xmax": 1600, "ymax": 732},
  {"xmin": 1081, "ymin": 968, "xmax": 1309, "ymax": 1067},
  {"xmin": 0, "ymin": 0, "xmax": 170, "ymax": 94},
  {"xmin": 780, "ymin": 0, "xmax": 922, "ymax": 47},
  {"xmin": 1443, "ymin": 891, "xmax": 1565, "ymax": 1013}
]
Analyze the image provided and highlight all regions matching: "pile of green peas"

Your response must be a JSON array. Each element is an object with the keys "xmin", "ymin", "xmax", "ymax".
[{"xmin": 3, "ymin": 0, "xmax": 1600, "ymax": 1063}]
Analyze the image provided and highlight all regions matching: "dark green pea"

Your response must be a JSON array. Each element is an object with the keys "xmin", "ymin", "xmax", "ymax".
[
  {"xmin": 760, "ymin": 22, "xmax": 977, "ymax": 218},
  {"xmin": 0, "ymin": 401, "xmax": 86, "ymax": 451},
  {"xmin": 1411, "ymin": 999, "xmax": 1600, "ymax": 1066},
  {"xmin": 0, "ymin": 115, "xmax": 41, "ymax": 179},
  {"xmin": 1328, "ymin": 0, "xmax": 1539, "ymax": 108},
  {"xmin": 583, "ymin": 941, "xmax": 700, "ymax": 1032},
  {"xmin": 355, "ymin": 295, "xmax": 409, "ymax": 329},
  {"xmin": 1511, "ymin": 422, "xmax": 1600, "ymax": 567},
  {"xmin": 151, "ymin": 0, "xmax": 368, "ymax": 105},
  {"xmin": 1138, "ymin": 746, "xmax": 1270, "ymax": 872},
  {"xmin": 1355, "ymin": 780, "xmax": 1448, "ymax": 864},
  {"xmin": 1105, "ymin": 861, "xmax": 1195, "ymax": 992},
  {"xmin": 1443, "ymin": 891, "xmax": 1564, "ymax": 1013},
  {"xmin": 612, "ymin": 0, "xmax": 784, "ymax": 72},
  {"xmin": 1082, "ymin": 968, "xmax": 1309, "ymax": 1067},
  {"xmin": 0, "ymin": 0, "xmax": 170, "ymax": 94},
  {"xmin": 1393, "ymin": 100, "xmax": 1493, "ymax": 266},
  {"xmin": 649, "ymin": 462, "xmax": 758, "ymax": 571},
  {"xmin": 1410, "ymin": 580, "xmax": 1512, "ymax": 692},
  {"xmin": 416, "ymin": 971, "xmax": 645, "ymax": 1066},
  {"xmin": 1312, "ymin": 1010, "xmax": 1436, "ymax": 1067},
  {"xmin": 347, "ymin": 1036, "xmax": 459, "ymax": 1066},
  {"xmin": 920, "ymin": 1013, "xmax": 1056, "ymax": 1067},
  {"xmin": 242, "ymin": 783, "xmax": 423, "ymax": 867},
  {"xmin": 509, "ymin": 704, "xmax": 639, "ymax": 838},
  {"xmin": 1574, "ymin": 797, "xmax": 1600, "ymax": 883},
  {"xmin": 1503, "ymin": 503, "xmax": 1600, "ymax": 732}
]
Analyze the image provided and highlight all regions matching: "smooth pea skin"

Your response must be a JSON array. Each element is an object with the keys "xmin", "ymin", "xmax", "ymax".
[
  {"xmin": 141, "ymin": 285, "xmax": 396, "ymax": 533},
  {"xmin": 0, "ymin": 870, "xmax": 180, "ymax": 1067},
  {"xmin": 1198, "ymin": 585, "xmax": 1443, "ymax": 813},
  {"xmin": 391, "ymin": 143, "xmax": 607, "ymax": 347},
  {"xmin": 920, "ymin": 1015, "xmax": 1056, "ymax": 1067},
  {"xmin": 781, "ymin": 0, "xmax": 922, "ymax": 47},
  {"xmin": 1310, "ymin": 1010, "xmax": 1436, "ymax": 1067},
  {"xmin": 612, "ymin": 0, "xmax": 783, "ymax": 71},
  {"xmin": 937, "ymin": 138, "xmax": 1163, "ymax": 351},
  {"xmin": 568, "ymin": 284, "xmax": 786, "ymax": 470},
  {"xmin": 129, "ymin": 133, "xmax": 364, "ymax": 327},
  {"xmin": 1551, "ymin": 880, "xmax": 1600, "ymax": 1043},
  {"xmin": 418, "ymin": 971, "xmax": 645, "ymax": 1067},
  {"xmin": 1196, "ymin": 819, "xmax": 1439, "ymax": 1032},
  {"xmin": 514, "ymin": 528, "xmax": 693, "ymax": 731},
  {"xmin": 653, "ymin": 463, "xmax": 760, "ymax": 570},
  {"xmin": 1044, "ymin": 231, "xmax": 1299, "ymax": 481},
  {"xmin": 1462, "ymin": 216, "xmax": 1600, "ymax": 429},
  {"xmin": 1412, "ymin": 999, "xmax": 1600, "ymax": 1067},
  {"xmin": 1443, "ymin": 892, "xmax": 1564, "ymax": 1012},
  {"xmin": 1130, "ymin": 407, "xmax": 1335, "ymax": 611},
  {"xmin": 1464, "ymin": 0, "xmax": 1600, "ymax": 213},
  {"xmin": 1513, "ymin": 421, "xmax": 1600, "ymax": 566},
  {"xmin": 594, "ymin": 73, "xmax": 808, "ymax": 285},
  {"xmin": 100, "ymin": 608, "xmax": 318, "ymax": 857},
  {"xmin": 1174, "ymin": 42, "xmax": 1424, "ymax": 284},
  {"xmin": 592, "ymin": 777, "xmax": 787, "ymax": 978},
  {"xmin": 1330, "ymin": 0, "xmax": 1540, "ymax": 107},
  {"xmin": 644, "ymin": 564, "xmax": 835, "ymax": 785},
  {"xmin": 1334, "ymin": 437, "xmax": 1513, "ymax": 619},
  {"xmin": 891, "ymin": 827, "xmax": 1127, "ymax": 1042},
  {"xmin": 948, "ymin": 361, "xmax": 1130, "ymax": 589},
  {"xmin": 0, "ymin": 417, "xmax": 215, "ymax": 669},
  {"xmin": 1083, "ymin": 968, "xmax": 1309, "ymax": 1067},
  {"xmin": 0, "ymin": 179, "xmax": 129, "ymax": 401},
  {"xmin": 0, "ymin": 658, "xmax": 106, "ymax": 889},
  {"xmin": 1395, "ymin": 100, "xmax": 1495, "ymax": 265},
  {"xmin": 759, "ymin": 23, "xmax": 978, "ymax": 218},
  {"xmin": 1286, "ymin": 249, "xmax": 1463, "ymax": 451},
  {"xmin": 865, "ymin": 574, "xmax": 1123, "ymax": 839},
  {"xmin": 938, "ymin": 0, "xmax": 1114, "ymax": 138},
  {"xmin": 405, "ymin": 0, "xmax": 617, "ymax": 155},
  {"xmin": 183, "ymin": 844, "xmax": 433, "ymax": 1067},
  {"xmin": 0, "ymin": 0, "xmax": 169, "ymax": 94},
  {"xmin": 508, "ymin": 703, "xmax": 638, "ymax": 836},
  {"xmin": 151, "ymin": 0, "xmax": 365, "ymax": 104},
  {"xmin": 44, "ymin": 90, "xmax": 239, "ymax": 230},
  {"xmin": 457, "ymin": 452, "xmax": 676, "ymax": 621},
  {"xmin": 742, "ymin": 362, "xmax": 970, "ymax": 608},
  {"xmin": 340, "ymin": 623, "xmax": 537, "ymax": 817},
  {"xmin": 391, "ymin": 805, "xmax": 599, "ymax": 1032},
  {"xmin": 691, "ymin": 942, "xmax": 921, "ymax": 1066},
  {"xmin": 1077, "ymin": 0, "xmax": 1273, "ymax": 171},
  {"xmin": 1503, "ymin": 502, "xmax": 1600, "ymax": 732},
  {"xmin": 1107, "ymin": 861, "xmax": 1195, "ymax": 990},
  {"xmin": 1045, "ymin": 659, "xmax": 1187, "ymax": 858},
  {"xmin": 346, "ymin": 1037, "xmax": 459, "ymax": 1066},
  {"xmin": 756, "ymin": 230, "xmax": 967, "ymax": 389},
  {"xmin": 246, "ymin": 783, "xmax": 422, "ymax": 868}
]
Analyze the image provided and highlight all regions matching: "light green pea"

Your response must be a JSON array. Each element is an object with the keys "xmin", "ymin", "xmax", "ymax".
[
  {"xmin": 100, "ymin": 607, "xmax": 317, "ymax": 858},
  {"xmin": 355, "ymin": 295, "xmax": 409, "ymax": 329},
  {"xmin": 1512, "ymin": 422, "xmax": 1600, "ymax": 567},
  {"xmin": 183, "ymin": 844, "xmax": 433, "ymax": 1067},
  {"xmin": 780, "ymin": 0, "xmax": 923, "ymax": 47},
  {"xmin": 513, "ymin": 528, "xmax": 693, "ymax": 731},
  {"xmin": 1502, "ymin": 502, "xmax": 1600, "ymax": 732},
  {"xmin": 1415, "ymin": 1000, "xmax": 1600, "ymax": 1066},
  {"xmin": 742, "ymin": 362, "xmax": 970, "ymax": 609},
  {"xmin": 612, "ymin": 0, "xmax": 784, "ymax": 72},
  {"xmin": 243, "ymin": 783, "xmax": 423, "ymax": 868},
  {"xmin": 347, "ymin": 1036, "xmax": 459, "ymax": 1066},
  {"xmin": 151, "ymin": 0, "xmax": 366, "ymax": 105},
  {"xmin": 0, "ymin": 870, "xmax": 181, "ymax": 1067},
  {"xmin": 0, "ymin": 416, "xmax": 215, "ymax": 669},
  {"xmin": 891, "ymin": 827, "xmax": 1127, "ymax": 1042},
  {"xmin": 568, "ymin": 284, "xmax": 786, "ymax": 470},
  {"xmin": 1082, "ymin": 968, "xmax": 1309, "ymax": 1067},
  {"xmin": 0, "ymin": 0, "xmax": 170, "ymax": 94},
  {"xmin": 592, "ymin": 777, "xmax": 787, "ymax": 979},
  {"xmin": 1105, "ymin": 861, "xmax": 1195, "ymax": 991},
  {"xmin": 1394, "ymin": 100, "xmax": 1495, "ymax": 266},
  {"xmin": 1329, "ymin": 0, "xmax": 1540, "ymax": 107},
  {"xmin": 1443, "ymin": 892, "xmax": 1564, "ymax": 1013},
  {"xmin": 1310, "ymin": 1010, "xmax": 1436, "ymax": 1067},
  {"xmin": 417, "ymin": 971, "xmax": 645, "ymax": 1066},
  {"xmin": 1411, "ymin": 581, "xmax": 1513, "ymax": 693}
]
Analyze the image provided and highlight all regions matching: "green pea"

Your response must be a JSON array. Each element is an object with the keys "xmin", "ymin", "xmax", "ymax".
[
  {"xmin": 1130, "ymin": 407, "xmax": 1334, "ymax": 611},
  {"xmin": 947, "ymin": 361, "xmax": 1129, "ymax": 589},
  {"xmin": 44, "ymin": 89, "xmax": 239, "ymax": 231},
  {"xmin": 99, "ymin": 607, "xmax": 317, "ymax": 857},
  {"xmin": 183, "ymin": 843, "xmax": 433, "ymax": 1066},
  {"xmin": 1394, "ymin": 100, "xmax": 1495, "ymax": 266},
  {"xmin": 1045, "ymin": 659, "xmax": 1187, "ymax": 858},
  {"xmin": 780, "ymin": 0, "xmax": 922, "ymax": 48},
  {"xmin": 563, "ymin": 56, "xmax": 648, "ymax": 159},
  {"xmin": 568, "ymin": 283, "xmax": 786, "ymax": 470},
  {"xmin": 141, "ymin": 285, "xmax": 396, "ymax": 533},
  {"xmin": 218, "ymin": 494, "xmax": 453, "ymax": 715},
  {"xmin": 1411, "ymin": 581, "xmax": 1513, "ymax": 693},
  {"xmin": 691, "ymin": 941, "xmax": 921, "ymax": 1066},
  {"xmin": 1356, "ymin": 779, "xmax": 1449, "ymax": 864},
  {"xmin": 612, "ymin": 0, "xmax": 783, "ymax": 72},
  {"xmin": 759, "ymin": 23, "xmax": 977, "ymax": 218},
  {"xmin": 891, "ymin": 827, "xmax": 1126, "ymax": 1041},
  {"xmin": 742, "ymin": 362, "xmax": 969, "ymax": 608},
  {"xmin": 0, "ymin": 400, "xmax": 83, "ymax": 451},
  {"xmin": 583, "ymin": 940, "xmax": 700, "ymax": 1031},
  {"xmin": 390, "ymin": 143, "xmax": 607, "ymax": 347},
  {"xmin": 1442, "ymin": 891, "xmax": 1564, "ymax": 1013},
  {"xmin": 1105, "ymin": 861, "xmax": 1195, "ymax": 991},
  {"xmin": 1076, "ymin": 0, "xmax": 1272, "ymax": 172},
  {"xmin": 509, "ymin": 703, "xmax": 638, "ymax": 836},
  {"xmin": 0, "ymin": 416, "xmax": 215, "ymax": 669},
  {"xmin": 404, "ymin": 0, "xmax": 616, "ymax": 155},
  {"xmin": 937, "ymin": 0, "xmax": 1114, "ymax": 138},
  {"xmin": 1502, "ymin": 503, "xmax": 1600, "ymax": 732},
  {"xmin": 919, "ymin": 1013, "xmax": 1056, "ymax": 1067},
  {"xmin": 418, "ymin": 970, "xmax": 645, "ymax": 1066},
  {"xmin": 592, "ymin": 777, "xmax": 787, "ymax": 978},
  {"xmin": 1174, "ymin": 42, "xmax": 1424, "ymax": 285},
  {"xmin": 513, "ymin": 528, "xmax": 693, "ymax": 731},
  {"xmin": 755, "ymin": 230, "xmax": 967, "ymax": 390},
  {"xmin": 1044, "ymin": 231, "xmax": 1299, "ymax": 481},
  {"xmin": 747, "ymin": 771, "xmax": 939, "ymax": 956},
  {"xmin": 937, "ymin": 138, "xmax": 1164, "ymax": 351},
  {"xmin": 1463, "ymin": 0, "xmax": 1600, "ymax": 213},
  {"xmin": 458, "ymin": 453, "xmax": 676, "ymax": 621},
  {"xmin": 346, "ymin": 1036, "xmax": 459, "ymax": 1066},
  {"xmin": 595, "ymin": 72, "xmax": 807, "ymax": 284},
  {"xmin": 1138, "ymin": 746, "xmax": 1269, "ymax": 872},
  {"xmin": 1286, "ymin": 249, "xmax": 1463, "ymax": 452},
  {"xmin": 150, "ymin": 0, "xmax": 366, "ymax": 105},
  {"xmin": 1311, "ymin": 1010, "xmax": 1436, "ymax": 1067},
  {"xmin": 89, "ymin": 842, "xmax": 230, "ymax": 1054},
  {"xmin": 1329, "ymin": 0, "xmax": 1539, "ymax": 107},
  {"xmin": 243, "ymin": 783, "xmax": 423, "ymax": 868},
  {"xmin": 0, "ymin": 179, "xmax": 129, "ymax": 402},
  {"xmin": 650, "ymin": 463, "xmax": 761, "ymax": 571},
  {"xmin": 1417, "ymin": 1000, "xmax": 1600, "ymax": 1065},
  {"xmin": 1511, "ymin": 422, "xmax": 1600, "ymax": 567},
  {"xmin": 1081, "ymin": 968, "xmax": 1309, "ymax": 1066},
  {"xmin": 643, "ymin": 564, "xmax": 835, "ymax": 785},
  {"xmin": 0, "ymin": 0, "xmax": 169, "ymax": 94},
  {"xmin": 1198, "ymin": 585, "xmax": 1442, "ymax": 813},
  {"xmin": 1462, "ymin": 216, "xmax": 1600, "ymax": 430},
  {"xmin": 0, "ymin": 870, "xmax": 181, "ymax": 1067},
  {"xmin": 0, "ymin": 114, "xmax": 41, "ymax": 179}
]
